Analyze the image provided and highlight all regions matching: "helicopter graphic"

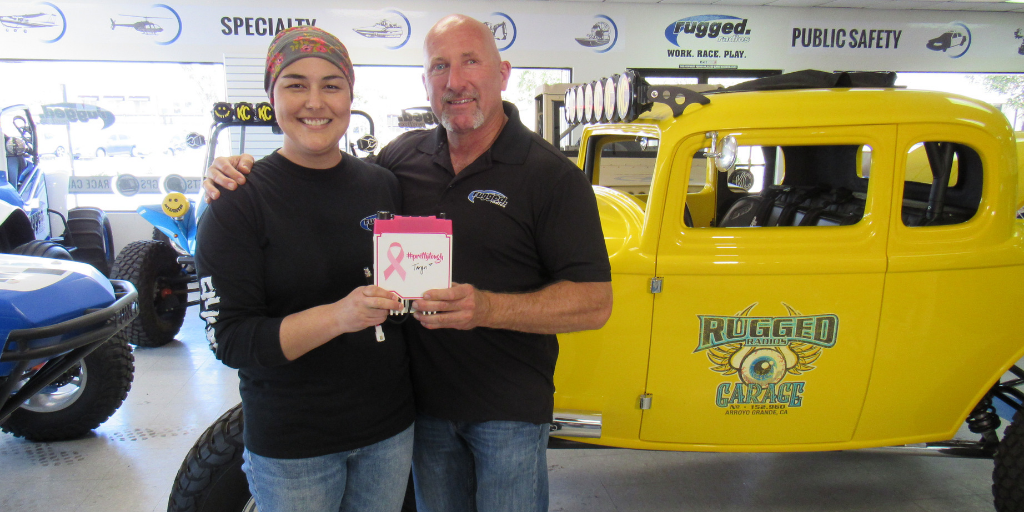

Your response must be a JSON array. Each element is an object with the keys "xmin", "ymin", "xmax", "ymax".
[
  {"xmin": 0, "ymin": 13, "xmax": 56, "ymax": 29},
  {"xmin": 110, "ymin": 15, "xmax": 169, "ymax": 35}
]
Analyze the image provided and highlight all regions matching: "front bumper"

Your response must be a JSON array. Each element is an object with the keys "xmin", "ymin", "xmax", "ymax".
[{"xmin": 0, "ymin": 280, "xmax": 138, "ymax": 423}]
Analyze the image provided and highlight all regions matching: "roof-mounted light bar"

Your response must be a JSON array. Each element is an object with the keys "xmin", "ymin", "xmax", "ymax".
[{"xmin": 563, "ymin": 69, "xmax": 712, "ymax": 127}]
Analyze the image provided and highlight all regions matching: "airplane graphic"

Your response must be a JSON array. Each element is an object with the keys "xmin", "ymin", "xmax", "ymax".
[
  {"xmin": 111, "ymin": 15, "xmax": 169, "ymax": 35},
  {"xmin": 0, "ymin": 13, "xmax": 56, "ymax": 29}
]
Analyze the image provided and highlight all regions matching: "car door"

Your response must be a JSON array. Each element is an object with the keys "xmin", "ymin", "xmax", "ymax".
[
  {"xmin": 553, "ymin": 126, "xmax": 661, "ymax": 443},
  {"xmin": 640, "ymin": 125, "xmax": 896, "ymax": 447}
]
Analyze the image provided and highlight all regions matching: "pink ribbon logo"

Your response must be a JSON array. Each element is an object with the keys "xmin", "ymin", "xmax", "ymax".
[{"xmin": 384, "ymin": 242, "xmax": 406, "ymax": 280}]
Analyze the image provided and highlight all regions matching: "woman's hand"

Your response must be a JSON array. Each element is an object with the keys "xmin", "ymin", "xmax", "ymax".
[{"xmin": 332, "ymin": 286, "xmax": 403, "ymax": 334}]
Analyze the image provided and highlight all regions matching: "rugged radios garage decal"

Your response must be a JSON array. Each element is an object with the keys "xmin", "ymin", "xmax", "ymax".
[{"xmin": 695, "ymin": 303, "xmax": 838, "ymax": 415}]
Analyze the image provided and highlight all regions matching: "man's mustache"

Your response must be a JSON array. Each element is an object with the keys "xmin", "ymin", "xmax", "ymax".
[{"xmin": 442, "ymin": 91, "xmax": 478, "ymax": 104}]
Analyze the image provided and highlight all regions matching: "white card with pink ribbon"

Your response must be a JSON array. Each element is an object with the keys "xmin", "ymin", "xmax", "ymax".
[{"xmin": 373, "ymin": 215, "xmax": 453, "ymax": 300}]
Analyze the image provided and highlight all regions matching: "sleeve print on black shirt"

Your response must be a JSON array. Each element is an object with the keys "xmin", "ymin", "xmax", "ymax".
[{"xmin": 199, "ymin": 275, "xmax": 220, "ymax": 354}]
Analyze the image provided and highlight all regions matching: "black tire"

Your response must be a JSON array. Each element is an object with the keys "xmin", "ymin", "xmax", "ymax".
[
  {"xmin": 96, "ymin": 148, "xmax": 106, "ymax": 158},
  {"xmin": 11, "ymin": 240, "xmax": 72, "ymax": 260},
  {"xmin": 130, "ymin": 146, "xmax": 138, "ymax": 158},
  {"xmin": 996, "ymin": 407, "xmax": 1024, "ymax": 511},
  {"xmin": 167, "ymin": 405, "xmax": 414, "ymax": 512},
  {"xmin": 168, "ymin": 403, "xmax": 252, "ymax": 512},
  {"xmin": 1, "ymin": 337, "xmax": 134, "ymax": 442},
  {"xmin": 110, "ymin": 240, "xmax": 187, "ymax": 347},
  {"xmin": 153, "ymin": 227, "xmax": 171, "ymax": 244},
  {"xmin": 67, "ymin": 207, "xmax": 115, "ymax": 277}
]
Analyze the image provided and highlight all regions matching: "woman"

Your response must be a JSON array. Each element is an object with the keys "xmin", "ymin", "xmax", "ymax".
[{"xmin": 195, "ymin": 26, "xmax": 413, "ymax": 512}]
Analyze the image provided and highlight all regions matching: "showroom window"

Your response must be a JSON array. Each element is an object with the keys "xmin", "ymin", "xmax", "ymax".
[
  {"xmin": 0, "ymin": 60, "xmax": 225, "ymax": 211},
  {"xmin": 896, "ymin": 73, "xmax": 1024, "ymax": 130},
  {"xmin": 0, "ymin": 60, "xmax": 569, "ymax": 212}
]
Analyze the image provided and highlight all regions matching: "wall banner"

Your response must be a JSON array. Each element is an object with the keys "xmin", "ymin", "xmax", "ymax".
[{"xmin": 0, "ymin": 1, "xmax": 1022, "ymax": 74}]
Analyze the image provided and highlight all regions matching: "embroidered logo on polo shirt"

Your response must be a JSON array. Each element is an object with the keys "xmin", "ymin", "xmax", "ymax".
[
  {"xmin": 359, "ymin": 214, "xmax": 376, "ymax": 231},
  {"xmin": 467, "ymin": 190, "xmax": 508, "ymax": 208}
]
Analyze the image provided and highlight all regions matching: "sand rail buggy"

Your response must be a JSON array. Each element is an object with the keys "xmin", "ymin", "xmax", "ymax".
[
  {"xmin": 1, "ymin": 104, "xmax": 118, "ymax": 276},
  {"xmin": 0, "ymin": 254, "xmax": 137, "ymax": 441}
]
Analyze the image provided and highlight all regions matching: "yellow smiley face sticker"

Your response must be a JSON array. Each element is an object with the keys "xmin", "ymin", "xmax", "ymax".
[{"xmin": 162, "ymin": 192, "xmax": 190, "ymax": 218}]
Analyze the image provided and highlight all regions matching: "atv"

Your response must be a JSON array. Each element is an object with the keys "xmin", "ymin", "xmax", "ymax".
[{"xmin": 0, "ymin": 254, "xmax": 137, "ymax": 441}]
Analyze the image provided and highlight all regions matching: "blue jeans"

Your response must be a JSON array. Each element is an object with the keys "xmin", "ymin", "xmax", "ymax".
[
  {"xmin": 242, "ymin": 424, "xmax": 413, "ymax": 512},
  {"xmin": 412, "ymin": 415, "xmax": 550, "ymax": 512}
]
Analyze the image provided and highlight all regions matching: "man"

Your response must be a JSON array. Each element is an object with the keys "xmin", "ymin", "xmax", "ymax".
[{"xmin": 205, "ymin": 14, "xmax": 612, "ymax": 512}]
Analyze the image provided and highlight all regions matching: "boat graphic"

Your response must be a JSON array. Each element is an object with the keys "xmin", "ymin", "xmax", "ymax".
[
  {"xmin": 575, "ymin": 21, "xmax": 611, "ymax": 47},
  {"xmin": 353, "ymin": 19, "xmax": 402, "ymax": 39}
]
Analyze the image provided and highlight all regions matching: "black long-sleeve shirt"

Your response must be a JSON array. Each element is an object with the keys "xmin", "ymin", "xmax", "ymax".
[{"xmin": 196, "ymin": 151, "xmax": 413, "ymax": 459}]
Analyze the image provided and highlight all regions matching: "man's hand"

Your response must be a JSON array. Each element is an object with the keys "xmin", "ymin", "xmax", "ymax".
[
  {"xmin": 203, "ymin": 154, "xmax": 255, "ymax": 202},
  {"xmin": 413, "ymin": 283, "xmax": 492, "ymax": 330},
  {"xmin": 412, "ymin": 280, "xmax": 612, "ymax": 334}
]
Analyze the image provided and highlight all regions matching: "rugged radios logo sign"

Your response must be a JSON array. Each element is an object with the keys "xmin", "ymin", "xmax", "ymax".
[
  {"xmin": 665, "ymin": 15, "xmax": 751, "ymax": 45},
  {"xmin": 695, "ymin": 303, "xmax": 838, "ymax": 415}
]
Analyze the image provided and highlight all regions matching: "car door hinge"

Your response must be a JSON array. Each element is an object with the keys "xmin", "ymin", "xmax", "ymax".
[
  {"xmin": 649, "ymin": 277, "xmax": 663, "ymax": 294},
  {"xmin": 639, "ymin": 393, "xmax": 653, "ymax": 410}
]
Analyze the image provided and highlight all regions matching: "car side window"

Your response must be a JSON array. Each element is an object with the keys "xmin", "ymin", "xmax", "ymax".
[
  {"xmin": 691, "ymin": 143, "xmax": 872, "ymax": 228},
  {"xmin": 900, "ymin": 142, "xmax": 981, "ymax": 227},
  {"xmin": 585, "ymin": 135, "xmax": 659, "ymax": 209}
]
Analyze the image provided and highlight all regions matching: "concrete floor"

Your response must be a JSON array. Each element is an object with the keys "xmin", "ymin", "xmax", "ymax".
[{"xmin": 0, "ymin": 307, "xmax": 1001, "ymax": 512}]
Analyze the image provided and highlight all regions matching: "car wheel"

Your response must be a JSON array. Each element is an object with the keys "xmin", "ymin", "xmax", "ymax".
[
  {"xmin": 995, "ymin": 409, "xmax": 1024, "ymax": 510},
  {"xmin": 54, "ymin": 146, "xmax": 66, "ymax": 157},
  {"xmin": 0, "ymin": 337, "xmax": 134, "ymax": 441},
  {"xmin": 11, "ymin": 240, "xmax": 73, "ymax": 260},
  {"xmin": 130, "ymin": 146, "xmax": 138, "ymax": 158},
  {"xmin": 110, "ymin": 240, "xmax": 187, "ymax": 347},
  {"xmin": 95, "ymin": 148, "xmax": 106, "ymax": 158},
  {"xmin": 67, "ymin": 207, "xmax": 116, "ymax": 277},
  {"xmin": 168, "ymin": 404, "xmax": 252, "ymax": 512},
  {"xmin": 992, "ymin": 366, "xmax": 1024, "ymax": 511}
]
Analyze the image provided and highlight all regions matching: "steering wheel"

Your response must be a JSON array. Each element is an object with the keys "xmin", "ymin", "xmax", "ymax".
[{"xmin": 11, "ymin": 115, "xmax": 34, "ymax": 150}]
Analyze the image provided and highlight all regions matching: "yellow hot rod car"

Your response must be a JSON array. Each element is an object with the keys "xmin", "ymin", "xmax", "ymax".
[
  {"xmin": 552, "ymin": 69, "xmax": 1024, "ymax": 510},
  {"xmin": 169, "ymin": 70, "xmax": 1024, "ymax": 512}
]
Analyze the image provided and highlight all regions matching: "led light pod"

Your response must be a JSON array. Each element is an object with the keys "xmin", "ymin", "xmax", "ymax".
[
  {"xmin": 583, "ymin": 82, "xmax": 594, "ymax": 124},
  {"xmin": 604, "ymin": 76, "xmax": 618, "ymax": 122},
  {"xmin": 574, "ymin": 85, "xmax": 585, "ymax": 125},
  {"xmin": 616, "ymin": 71, "xmax": 637, "ymax": 122},
  {"xmin": 234, "ymin": 102, "xmax": 254, "ymax": 123},
  {"xmin": 212, "ymin": 102, "xmax": 233, "ymax": 122},
  {"xmin": 255, "ymin": 102, "xmax": 275, "ymax": 123},
  {"xmin": 593, "ymin": 79, "xmax": 604, "ymax": 123},
  {"xmin": 564, "ymin": 88, "xmax": 575, "ymax": 124}
]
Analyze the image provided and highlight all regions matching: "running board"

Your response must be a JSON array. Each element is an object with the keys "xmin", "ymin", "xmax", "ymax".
[
  {"xmin": 855, "ymin": 440, "xmax": 995, "ymax": 459},
  {"xmin": 550, "ymin": 411, "xmax": 601, "ymax": 438}
]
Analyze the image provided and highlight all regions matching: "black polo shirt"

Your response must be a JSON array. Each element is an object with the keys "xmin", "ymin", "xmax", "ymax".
[{"xmin": 375, "ymin": 102, "xmax": 610, "ymax": 424}]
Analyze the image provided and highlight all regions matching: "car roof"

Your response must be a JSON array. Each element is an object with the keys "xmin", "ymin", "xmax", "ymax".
[{"xmin": 635, "ymin": 87, "xmax": 1013, "ymax": 138}]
